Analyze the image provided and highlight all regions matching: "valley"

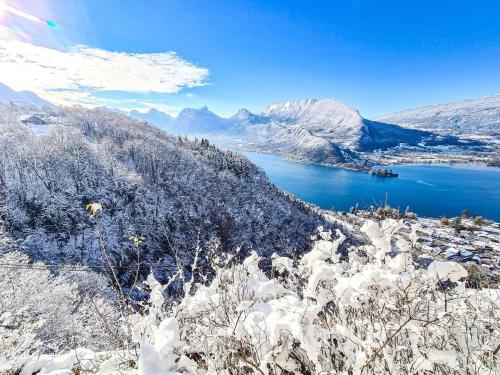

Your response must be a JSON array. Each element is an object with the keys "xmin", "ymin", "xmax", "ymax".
[
  {"xmin": 129, "ymin": 97, "xmax": 499, "ymax": 172},
  {"xmin": 0, "ymin": 1, "xmax": 499, "ymax": 373},
  {"xmin": 0, "ymin": 97, "xmax": 498, "ymax": 374}
]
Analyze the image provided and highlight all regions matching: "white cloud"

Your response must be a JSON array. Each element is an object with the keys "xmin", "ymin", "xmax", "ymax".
[{"xmin": 0, "ymin": 39, "xmax": 209, "ymax": 106}]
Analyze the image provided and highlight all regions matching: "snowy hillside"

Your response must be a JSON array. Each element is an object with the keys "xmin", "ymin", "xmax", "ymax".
[
  {"xmin": 375, "ymin": 94, "xmax": 500, "ymax": 138},
  {"xmin": 0, "ymin": 102, "xmax": 325, "ymax": 291},
  {"xmin": 0, "ymin": 82, "xmax": 53, "ymax": 107},
  {"xmin": 260, "ymin": 99, "xmax": 435, "ymax": 151},
  {"xmin": 0, "ymin": 102, "xmax": 498, "ymax": 374},
  {"xmin": 260, "ymin": 126, "xmax": 347, "ymax": 164},
  {"xmin": 262, "ymin": 98, "xmax": 366, "ymax": 147}
]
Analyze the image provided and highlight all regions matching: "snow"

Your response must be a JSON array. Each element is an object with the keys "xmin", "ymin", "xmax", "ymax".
[
  {"xmin": 0, "ymin": 102, "xmax": 498, "ymax": 374},
  {"xmin": 262, "ymin": 98, "xmax": 365, "ymax": 144},
  {"xmin": 426, "ymin": 260, "xmax": 468, "ymax": 282},
  {"xmin": 361, "ymin": 218, "xmax": 402, "ymax": 253},
  {"xmin": 376, "ymin": 94, "xmax": 500, "ymax": 137},
  {"xmin": 7, "ymin": 219, "xmax": 497, "ymax": 374},
  {"xmin": 125, "ymin": 97, "xmax": 440, "ymax": 166}
]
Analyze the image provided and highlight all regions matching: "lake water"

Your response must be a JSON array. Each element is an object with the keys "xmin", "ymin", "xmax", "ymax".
[{"xmin": 243, "ymin": 152, "xmax": 500, "ymax": 221}]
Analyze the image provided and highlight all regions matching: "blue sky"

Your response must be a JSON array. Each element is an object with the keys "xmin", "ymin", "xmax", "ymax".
[{"xmin": 1, "ymin": 0, "xmax": 499, "ymax": 117}]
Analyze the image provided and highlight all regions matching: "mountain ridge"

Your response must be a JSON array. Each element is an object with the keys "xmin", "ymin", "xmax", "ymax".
[
  {"xmin": 0, "ymin": 82, "xmax": 54, "ymax": 107},
  {"xmin": 375, "ymin": 94, "xmax": 500, "ymax": 137},
  {"xmin": 129, "ymin": 98, "xmax": 442, "ymax": 165}
]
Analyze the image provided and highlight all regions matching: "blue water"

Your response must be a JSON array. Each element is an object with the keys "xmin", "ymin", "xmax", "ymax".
[{"xmin": 243, "ymin": 152, "xmax": 500, "ymax": 221}]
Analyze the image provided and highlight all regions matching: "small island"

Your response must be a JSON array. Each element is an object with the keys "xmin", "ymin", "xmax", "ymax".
[{"xmin": 369, "ymin": 168, "xmax": 399, "ymax": 177}]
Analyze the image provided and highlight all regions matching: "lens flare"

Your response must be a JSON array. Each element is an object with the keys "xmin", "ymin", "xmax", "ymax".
[{"xmin": 0, "ymin": 2, "xmax": 56, "ymax": 28}]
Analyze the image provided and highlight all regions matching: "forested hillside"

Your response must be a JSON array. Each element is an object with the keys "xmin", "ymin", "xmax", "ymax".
[{"xmin": 0, "ymin": 103, "xmax": 325, "ymax": 292}]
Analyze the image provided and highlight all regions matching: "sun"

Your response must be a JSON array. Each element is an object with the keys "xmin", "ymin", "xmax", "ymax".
[{"xmin": 0, "ymin": 1, "xmax": 6, "ymax": 18}]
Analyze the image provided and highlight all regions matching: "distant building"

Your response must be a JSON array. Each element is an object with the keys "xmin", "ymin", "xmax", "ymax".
[{"xmin": 19, "ymin": 114, "xmax": 47, "ymax": 125}]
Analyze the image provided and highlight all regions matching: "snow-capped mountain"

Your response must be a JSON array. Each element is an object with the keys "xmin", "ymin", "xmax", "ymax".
[
  {"xmin": 124, "ymin": 97, "xmax": 487, "ymax": 166},
  {"xmin": 173, "ymin": 106, "xmax": 229, "ymax": 134},
  {"xmin": 0, "ymin": 82, "xmax": 53, "ymax": 107},
  {"xmin": 130, "ymin": 106, "xmax": 230, "ymax": 134},
  {"xmin": 228, "ymin": 108, "xmax": 270, "ymax": 127},
  {"xmin": 261, "ymin": 99, "xmax": 365, "ymax": 147},
  {"xmin": 259, "ymin": 98, "xmax": 430, "ymax": 151},
  {"xmin": 130, "ymin": 99, "xmax": 430, "ymax": 150},
  {"xmin": 129, "ymin": 108, "xmax": 174, "ymax": 130},
  {"xmin": 375, "ymin": 94, "xmax": 500, "ymax": 138}
]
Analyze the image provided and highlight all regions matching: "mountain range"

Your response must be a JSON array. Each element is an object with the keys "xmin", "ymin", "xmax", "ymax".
[
  {"xmin": 130, "ymin": 99, "xmax": 431, "ymax": 149},
  {"xmin": 1, "ymin": 79, "xmax": 495, "ymax": 166},
  {"xmin": 130, "ymin": 97, "xmax": 492, "ymax": 166}
]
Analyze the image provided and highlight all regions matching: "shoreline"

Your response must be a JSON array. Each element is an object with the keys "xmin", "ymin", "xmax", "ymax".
[
  {"xmin": 245, "ymin": 149, "xmax": 500, "ymax": 175},
  {"xmin": 207, "ymin": 135, "xmax": 499, "ymax": 173}
]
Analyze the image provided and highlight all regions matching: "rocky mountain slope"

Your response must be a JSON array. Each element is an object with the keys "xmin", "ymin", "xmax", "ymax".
[
  {"xmin": 375, "ymin": 94, "xmax": 500, "ymax": 138},
  {"xmin": 258, "ymin": 126, "xmax": 348, "ymax": 164},
  {"xmin": 261, "ymin": 98, "xmax": 367, "ymax": 148},
  {"xmin": 260, "ymin": 99, "xmax": 437, "ymax": 151}
]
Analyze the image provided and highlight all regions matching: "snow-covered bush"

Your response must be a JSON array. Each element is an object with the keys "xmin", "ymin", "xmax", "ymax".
[
  {"xmin": 0, "ymin": 252, "xmax": 125, "ymax": 370},
  {"xmin": 12, "ymin": 219, "xmax": 499, "ymax": 374}
]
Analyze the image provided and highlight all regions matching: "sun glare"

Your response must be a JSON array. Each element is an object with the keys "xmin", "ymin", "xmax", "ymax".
[{"xmin": 0, "ymin": 1, "xmax": 6, "ymax": 19}]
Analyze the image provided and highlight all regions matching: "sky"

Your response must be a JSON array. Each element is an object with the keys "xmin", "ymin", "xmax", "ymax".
[{"xmin": 0, "ymin": 0, "xmax": 499, "ymax": 117}]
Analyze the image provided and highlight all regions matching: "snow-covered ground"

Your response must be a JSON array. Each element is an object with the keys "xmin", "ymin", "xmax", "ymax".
[
  {"xmin": 372, "ymin": 151, "xmax": 498, "ymax": 167},
  {"xmin": 323, "ymin": 209, "xmax": 500, "ymax": 287},
  {"xmin": 1, "ymin": 216, "xmax": 498, "ymax": 374}
]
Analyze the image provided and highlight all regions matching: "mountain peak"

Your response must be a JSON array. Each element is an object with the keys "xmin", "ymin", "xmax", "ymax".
[
  {"xmin": 262, "ymin": 98, "xmax": 362, "ymax": 123},
  {"xmin": 259, "ymin": 98, "xmax": 365, "ymax": 146},
  {"xmin": 231, "ymin": 108, "xmax": 253, "ymax": 120},
  {"xmin": 147, "ymin": 108, "xmax": 164, "ymax": 115},
  {"xmin": 128, "ymin": 107, "xmax": 174, "ymax": 129},
  {"xmin": 262, "ymin": 99, "xmax": 318, "ymax": 118},
  {"xmin": 178, "ymin": 106, "xmax": 215, "ymax": 117},
  {"xmin": 174, "ymin": 105, "xmax": 228, "ymax": 133}
]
